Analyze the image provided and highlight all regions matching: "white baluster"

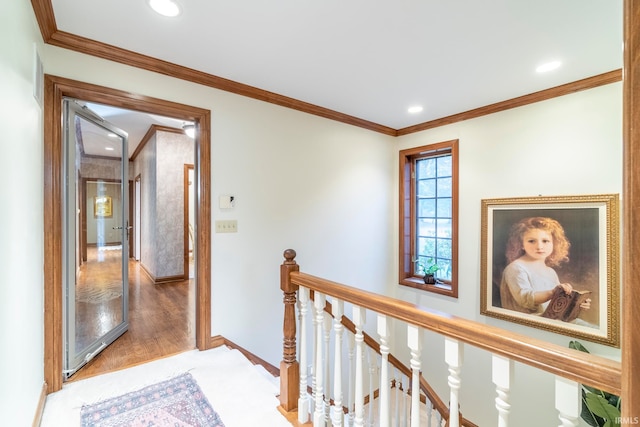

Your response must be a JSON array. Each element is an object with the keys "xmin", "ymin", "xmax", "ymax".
[
  {"xmin": 492, "ymin": 354, "xmax": 512, "ymax": 427},
  {"xmin": 332, "ymin": 298, "xmax": 345, "ymax": 427},
  {"xmin": 378, "ymin": 315, "xmax": 391, "ymax": 427},
  {"xmin": 324, "ymin": 313, "xmax": 332, "ymax": 425},
  {"xmin": 445, "ymin": 338, "xmax": 463, "ymax": 427},
  {"xmin": 404, "ymin": 378, "xmax": 410, "ymax": 427},
  {"xmin": 311, "ymin": 291, "xmax": 318, "ymax": 416},
  {"xmin": 348, "ymin": 332, "xmax": 356, "ymax": 427},
  {"xmin": 297, "ymin": 287, "xmax": 310, "ymax": 423},
  {"xmin": 353, "ymin": 305, "xmax": 366, "ymax": 427},
  {"xmin": 392, "ymin": 368, "xmax": 400, "ymax": 427},
  {"xmin": 426, "ymin": 401, "xmax": 433, "ymax": 427},
  {"xmin": 313, "ymin": 292, "xmax": 326, "ymax": 426},
  {"xmin": 368, "ymin": 348, "xmax": 377, "ymax": 426},
  {"xmin": 555, "ymin": 376, "xmax": 580, "ymax": 427},
  {"xmin": 407, "ymin": 324, "xmax": 422, "ymax": 427}
]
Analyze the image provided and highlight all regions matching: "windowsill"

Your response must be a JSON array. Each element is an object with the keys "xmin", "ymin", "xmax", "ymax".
[{"xmin": 399, "ymin": 277, "xmax": 457, "ymax": 298}]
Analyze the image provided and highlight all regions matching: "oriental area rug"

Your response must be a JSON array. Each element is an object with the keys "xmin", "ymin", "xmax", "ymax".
[{"xmin": 79, "ymin": 372, "xmax": 225, "ymax": 426}]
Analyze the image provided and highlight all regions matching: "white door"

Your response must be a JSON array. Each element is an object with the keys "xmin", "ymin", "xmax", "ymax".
[{"xmin": 62, "ymin": 99, "xmax": 130, "ymax": 378}]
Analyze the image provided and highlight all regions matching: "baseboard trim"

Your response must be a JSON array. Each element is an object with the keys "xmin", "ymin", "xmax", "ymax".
[
  {"xmin": 32, "ymin": 382, "xmax": 47, "ymax": 427},
  {"xmin": 138, "ymin": 262, "xmax": 154, "ymax": 281},
  {"xmin": 153, "ymin": 274, "xmax": 185, "ymax": 284},
  {"xmin": 138, "ymin": 262, "xmax": 185, "ymax": 285},
  {"xmin": 222, "ymin": 337, "xmax": 280, "ymax": 377},
  {"xmin": 208, "ymin": 334, "xmax": 225, "ymax": 349}
]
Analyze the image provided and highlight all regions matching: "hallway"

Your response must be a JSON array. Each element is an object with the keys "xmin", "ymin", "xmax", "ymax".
[{"xmin": 68, "ymin": 249, "xmax": 196, "ymax": 382}]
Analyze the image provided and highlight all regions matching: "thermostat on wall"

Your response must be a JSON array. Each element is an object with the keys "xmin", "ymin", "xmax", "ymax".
[{"xmin": 219, "ymin": 195, "xmax": 235, "ymax": 209}]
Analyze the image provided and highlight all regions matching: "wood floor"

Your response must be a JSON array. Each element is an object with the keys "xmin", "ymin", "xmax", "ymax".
[{"xmin": 67, "ymin": 248, "xmax": 196, "ymax": 382}]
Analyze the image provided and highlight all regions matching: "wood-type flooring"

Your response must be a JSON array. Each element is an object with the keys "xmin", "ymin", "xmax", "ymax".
[{"xmin": 67, "ymin": 247, "xmax": 195, "ymax": 382}]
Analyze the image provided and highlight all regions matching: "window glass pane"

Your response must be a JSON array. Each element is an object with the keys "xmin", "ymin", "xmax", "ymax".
[
  {"xmin": 437, "ymin": 155, "xmax": 451, "ymax": 176},
  {"xmin": 418, "ymin": 198, "xmax": 436, "ymax": 217},
  {"xmin": 436, "ymin": 238, "xmax": 452, "ymax": 259},
  {"xmin": 417, "ymin": 237, "xmax": 435, "ymax": 257},
  {"xmin": 417, "ymin": 178, "xmax": 436, "ymax": 197},
  {"xmin": 417, "ymin": 218, "xmax": 436, "ymax": 237},
  {"xmin": 436, "ymin": 259, "xmax": 452, "ymax": 280},
  {"xmin": 417, "ymin": 158, "xmax": 436, "ymax": 178},
  {"xmin": 437, "ymin": 177, "xmax": 452, "ymax": 197},
  {"xmin": 436, "ymin": 218, "xmax": 451, "ymax": 238},
  {"xmin": 436, "ymin": 198, "xmax": 452, "ymax": 217}
]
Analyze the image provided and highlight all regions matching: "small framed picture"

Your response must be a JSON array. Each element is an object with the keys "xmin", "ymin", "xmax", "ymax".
[
  {"xmin": 94, "ymin": 195, "xmax": 113, "ymax": 218},
  {"xmin": 480, "ymin": 194, "xmax": 620, "ymax": 347}
]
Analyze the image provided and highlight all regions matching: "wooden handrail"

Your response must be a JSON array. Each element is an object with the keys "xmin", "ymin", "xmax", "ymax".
[{"xmin": 290, "ymin": 270, "xmax": 621, "ymax": 396}]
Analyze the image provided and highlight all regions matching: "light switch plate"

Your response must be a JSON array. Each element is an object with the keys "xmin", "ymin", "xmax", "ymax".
[{"xmin": 215, "ymin": 220, "xmax": 237, "ymax": 233}]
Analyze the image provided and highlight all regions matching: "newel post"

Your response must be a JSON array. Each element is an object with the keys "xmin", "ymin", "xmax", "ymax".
[{"xmin": 280, "ymin": 249, "xmax": 300, "ymax": 412}]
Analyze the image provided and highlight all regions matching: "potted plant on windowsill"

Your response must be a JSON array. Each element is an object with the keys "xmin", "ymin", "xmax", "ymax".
[{"xmin": 417, "ymin": 259, "xmax": 440, "ymax": 284}]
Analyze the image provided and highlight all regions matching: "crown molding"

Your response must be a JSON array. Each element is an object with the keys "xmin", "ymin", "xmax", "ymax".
[{"xmin": 31, "ymin": 0, "xmax": 622, "ymax": 137}]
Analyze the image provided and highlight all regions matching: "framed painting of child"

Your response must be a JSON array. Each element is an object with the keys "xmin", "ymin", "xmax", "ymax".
[{"xmin": 480, "ymin": 194, "xmax": 620, "ymax": 347}]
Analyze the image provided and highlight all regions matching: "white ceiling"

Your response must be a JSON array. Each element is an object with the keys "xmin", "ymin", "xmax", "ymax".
[
  {"xmin": 51, "ymin": 0, "xmax": 623, "ymax": 137},
  {"xmin": 77, "ymin": 102, "xmax": 189, "ymax": 158}
]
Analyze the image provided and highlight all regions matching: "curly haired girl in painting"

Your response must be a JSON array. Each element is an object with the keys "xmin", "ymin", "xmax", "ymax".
[{"xmin": 499, "ymin": 216, "xmax": 591, "ymax": 317}]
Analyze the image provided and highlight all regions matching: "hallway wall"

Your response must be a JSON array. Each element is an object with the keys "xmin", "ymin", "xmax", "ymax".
[
  {"xmin": 132, "ymin": 129, "xmax": 195, "ymax": 279},
  {"xmin": 41, "ymin": 40, "xmax": 397, "ymax": 372},
  {"xmin": 0, "ymin": 0, "xmax": 46, "ymax": 425}
]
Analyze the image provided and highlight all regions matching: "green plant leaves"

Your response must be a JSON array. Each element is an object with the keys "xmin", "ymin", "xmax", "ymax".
[
  {"xmin": 569, "ymin": 340, "xmax": 590, "ymax": 353},
  {"xmin": 569, "ymin": 340, "xmax": 621, "ymax": 427},
  {"xmin": 586, "ymin": 394, "xmax": 620, "ymax": 426},
  {"xmin": 581, "ymin": 389, "xmax": 604, "ymax": 427}
]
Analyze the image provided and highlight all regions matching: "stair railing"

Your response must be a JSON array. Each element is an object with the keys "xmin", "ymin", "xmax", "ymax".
[
  {"xmin": 279, "ymin": 249, "xmax": 621, "ymax": 426},
  {"xmin": 318, "ymin": 297, "xmax": 469, "ymax": 426}
]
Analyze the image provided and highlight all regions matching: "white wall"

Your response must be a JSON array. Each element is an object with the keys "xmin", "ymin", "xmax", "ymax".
[
  {"xmin": 42, "ymin": 44, "xmax": 398, "ymax": 367},
  {"xmin": 0, "ymin": 0, "xmax": 46, "ymax": 424},
  {"xmin": 395, "ymin": 83, "xmax": 623, "ymax": 426}
]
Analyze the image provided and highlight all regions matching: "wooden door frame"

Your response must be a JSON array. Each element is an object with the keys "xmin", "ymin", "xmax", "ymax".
[{"xmin": 43, "ymin": 75, "xmax": 212, "ymax": 393}]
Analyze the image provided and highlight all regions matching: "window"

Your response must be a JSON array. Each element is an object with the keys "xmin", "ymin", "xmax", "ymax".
[{"xmin": 399, "ymin": 140, "xmax": 458, "ymax": 297}]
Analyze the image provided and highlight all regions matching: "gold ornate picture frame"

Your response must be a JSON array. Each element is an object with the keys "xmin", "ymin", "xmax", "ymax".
[
  {"xmin": 480, "ymin": 194, "xmax": 620, "ymax": 347},
  {"xmin": 94, "ymin": 195, "xmax": 113, "ymax": 218}
]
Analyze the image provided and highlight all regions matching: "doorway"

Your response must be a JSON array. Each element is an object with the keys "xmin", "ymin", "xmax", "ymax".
[{"xmin": 44, "ymin": 75, "xmax": 212, "ymax": 393}]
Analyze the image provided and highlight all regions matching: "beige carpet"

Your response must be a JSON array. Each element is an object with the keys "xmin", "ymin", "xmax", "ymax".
[{"xmin": 41, "ymin": 346, "xmax": 290, "ymax": 427}]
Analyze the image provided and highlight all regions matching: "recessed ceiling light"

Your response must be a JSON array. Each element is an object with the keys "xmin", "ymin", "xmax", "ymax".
[
  {"xmin": 408, "ymin": 105, "xmax": 423, "ymax": 114},
  {"xmin": 182, "ymin": 123, "xmax": 195, "ymax": 138},
  {"xmin": 107, "ymin": 133, "xmax": 118, "ymax": 138},
  {"xmin": 148, "ymin": 0, "xmax": 181, "ymax": 17},
  {"xmin": 105, "ymin": 147, "xmax": 115, "ymax": 151},
  {"xmin": 536, "ymin": 61, "xmax": 561, "ymax": 73}
]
